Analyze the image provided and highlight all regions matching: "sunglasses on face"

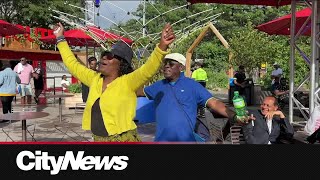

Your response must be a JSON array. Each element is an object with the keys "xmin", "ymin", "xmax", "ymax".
[
  {"xmin": 103, "ymin": 52, "xmax": 122, "ymax": 61},
  {"xmin": 164, "ymin": 59, "xmax": 180, "ymax": 67}
]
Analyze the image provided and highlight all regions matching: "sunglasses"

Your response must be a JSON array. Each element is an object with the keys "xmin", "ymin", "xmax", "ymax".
[
  {"xmin": 164, "ymin": 59, "xmax": 180, "ymax": 67},
  {"xmin": 103, "ymin": 52, "xmax": 123, "ymax": 61}
]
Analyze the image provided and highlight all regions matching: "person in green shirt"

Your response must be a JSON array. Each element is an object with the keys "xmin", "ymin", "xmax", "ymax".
[{"xmin": 191, "ymin": 62, "xmax": 208, "ymax": 118}]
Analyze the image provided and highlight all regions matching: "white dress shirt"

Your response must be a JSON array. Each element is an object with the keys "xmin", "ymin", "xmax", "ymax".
[{"xmin": 266, "ymin": 119, "xmax": 272, "ymax": 144}]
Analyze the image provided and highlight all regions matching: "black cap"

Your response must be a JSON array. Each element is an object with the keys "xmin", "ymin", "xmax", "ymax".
[{"xmin": 110, "ymin": 41, "xmax": 133, "ymax": 67}]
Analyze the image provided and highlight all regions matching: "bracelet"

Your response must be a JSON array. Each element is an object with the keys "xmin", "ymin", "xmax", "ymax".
[{"xmin": 56, "ymin": 35, "xmax": 66, "ymax": 44}]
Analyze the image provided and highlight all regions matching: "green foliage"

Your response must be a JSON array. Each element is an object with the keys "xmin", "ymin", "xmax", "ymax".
[
  {"xmin": 68, "ymin": 83, "xmax": 82, "ymax": 93},
  {"xmin": 0, "ymin": 0, "xmax": 84, "ymax": 28},
  {"xmin": 206, "ymin": 69, "xmax": 229, "ymax": 89},
  {"xmin": 132, "ymin": 57, "xmax": 163, "ymax": 85},
  {"xmin": 195, "ymin": 41, "xmax": 229, "ymax": 72},
  {"xmin": 229, "ymin": 24, "xmax": 277, "ymax": 71}
]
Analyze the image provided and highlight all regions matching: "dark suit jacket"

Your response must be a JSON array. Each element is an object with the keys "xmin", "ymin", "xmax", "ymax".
[{"xmin": 242, "ymin": 110, "xmax": 294, "ymax": 144}]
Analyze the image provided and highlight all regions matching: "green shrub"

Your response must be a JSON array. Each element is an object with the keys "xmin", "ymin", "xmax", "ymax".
[
  {"xmin": 68, "ymin": 83, "xmax": 82, "ymax": 93},
  {"xmin": 206, "ymin": 70, "xmax": 228, "ymax": 90}
]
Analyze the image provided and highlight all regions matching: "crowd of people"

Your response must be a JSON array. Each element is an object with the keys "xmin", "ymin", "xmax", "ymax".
[{"xmin": 0, "ymin": 56, "xmax": 71, "ymax": 123}]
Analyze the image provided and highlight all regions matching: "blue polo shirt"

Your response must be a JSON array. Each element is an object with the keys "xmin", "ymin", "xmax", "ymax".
[{"xmin": 144, "ymin": 73, "xmax": 213, "ymax": 142}]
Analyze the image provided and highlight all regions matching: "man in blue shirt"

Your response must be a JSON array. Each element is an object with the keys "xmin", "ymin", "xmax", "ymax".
[{"xmin": 139, "ymin": 53, "xmax": 238, "ymax": 142}]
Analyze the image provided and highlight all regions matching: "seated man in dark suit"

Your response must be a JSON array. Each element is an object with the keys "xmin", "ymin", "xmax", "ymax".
[{"xmin": 242, "ymin": 96, "xmax": 294, "ymax": 144}]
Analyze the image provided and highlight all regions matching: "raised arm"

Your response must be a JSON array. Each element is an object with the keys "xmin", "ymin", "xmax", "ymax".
[
  {"xmin": 54, "ymin": 22, "xmax": 97, "ymax": 87},
  {"xmin": 126, "ymin": 23, "xmax": 176, "ymax": 91},
  {"xmin": 16, "ymin": 74, "xmax": 21, "ymax": 84}
]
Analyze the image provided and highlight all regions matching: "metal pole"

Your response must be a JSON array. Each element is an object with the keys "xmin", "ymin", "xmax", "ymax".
[
  {"xmin": 86, "ymin": 45, "xmax": 89, "ymax": 66},
  {"xmin": 22, "ymin": 120, "xmax": 27, "ymax": 141},
  {"xmin": 315, "ymin": 2, "xmax": 320, "ymax": 105},
  {"xmin": 59, "ymin": 98, "xmax": 62, "ymax": 122},
  {"xmin": 143, "ymin": 0, "xmax": 146, "ymax": 37},
  {"xmin": 53, "ymin": 77, "xmax": 56, "ymax": 105},
  {"xmin": 85, "ymin": 1, "xmax": 88, "ymax": 26},
  {"xmin": 310, "ymin": 0, "xmax": 318, "ymax": 114},
  {"xmin": 93, "ymin": 1, "xmax": 96, "ymax": 25},
  {"xmin": 289, "ymin": 0, "xmax": 296, "ymax": 124}
]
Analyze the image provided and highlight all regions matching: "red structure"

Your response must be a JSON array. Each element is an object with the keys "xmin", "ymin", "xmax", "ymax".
[
  {"xmin": 0, "ymin": 22, "xmax": 87, "ymax": 91},
  {"xmin": 256, "ymin": 7, "xmax": 311, "ymax": 36},
  {"xmin": 0, "ymin": 20, "xmax": 28, "ymax": 36}
]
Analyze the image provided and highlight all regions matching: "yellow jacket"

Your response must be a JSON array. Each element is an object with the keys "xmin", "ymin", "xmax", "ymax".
[
  {"xmin": 57, "ymin": 41, "xmax": 169, "ymax": 135},
  {"xmin": 191, "ymin": 68, "xmax": 208, "ymax": 82}
]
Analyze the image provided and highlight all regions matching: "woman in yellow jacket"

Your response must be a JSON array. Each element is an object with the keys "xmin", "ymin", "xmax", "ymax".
[{"xmin": 53, "ymin": 22, "xmax": 175, "ymax": 142}]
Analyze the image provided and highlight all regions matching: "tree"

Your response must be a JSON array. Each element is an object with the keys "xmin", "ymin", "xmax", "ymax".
[
  {"xmin": 0, "ymin": 0, "xmax": 84, "ymax": 28},
  {"xmin": 229, "ymin": 23, "xmax": 278, "ymax": 74}
]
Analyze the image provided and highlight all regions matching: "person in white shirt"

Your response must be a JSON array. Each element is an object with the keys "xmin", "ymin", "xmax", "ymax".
[
  {"xmin": 271, "ymin": 62, "xmax": 283, "ymax": 85},
  {"xmin": 61, "ymin": 75, "xmax": 70, "ymax": 92}
]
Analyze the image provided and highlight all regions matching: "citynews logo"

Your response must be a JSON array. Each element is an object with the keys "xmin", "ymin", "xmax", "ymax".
[{"xmin": 16, "ymin": 151, "xmax": 129, "ymax": 175}]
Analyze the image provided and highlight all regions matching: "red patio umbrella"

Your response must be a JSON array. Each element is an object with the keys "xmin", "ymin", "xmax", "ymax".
[
  {"xmin": 256, "ymin": 8, "xmax": 311, "ymax": 36},
  {"xmin": 187, "ymin": 0, "xmax": 291, "ymax": 7},
  {"xmin": 0, "ymin": 19, "xmax": 27, "ymax": 36},
  {"xmin": 39, "ymin": 27, "xmax": 133, "ymax": 47},
  {"xmin": 87, "ymin": 26, "xmax": 133, "ymax": 45},
  {"xmin": 40, "ymin": 29, "xmax": 100, "ymax": 47}
]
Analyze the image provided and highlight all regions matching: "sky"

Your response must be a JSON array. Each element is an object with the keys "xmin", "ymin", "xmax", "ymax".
[{"xmin": 92, "ymin": 1, "xmax": 141, "ymax": 29}]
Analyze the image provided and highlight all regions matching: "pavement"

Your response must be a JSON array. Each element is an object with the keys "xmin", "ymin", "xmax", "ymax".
[{"xmin": 0, "ymin": 90, "xmax": 310, "ymax": 143}]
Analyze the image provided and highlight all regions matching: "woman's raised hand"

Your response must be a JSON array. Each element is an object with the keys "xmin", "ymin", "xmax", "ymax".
[
  {"xmin": 53, "ymin": 22, "xmax": 65, "ymax": 38},
  {"xmin": 158, "ymin": 23, "xmax": 176, "ymax": 51}
]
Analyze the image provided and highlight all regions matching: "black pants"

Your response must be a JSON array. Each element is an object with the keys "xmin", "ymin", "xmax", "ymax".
[
  {"xmin": 235, "ymin": 85, "xmax": 245, "ymax": 96},
  {"xmin": 1, "ymin": 96, "xmax": 14, "ymax": 114},
  {"xmin": 197, "ymin": 81, "xmax": 206, "ymax": 117}
]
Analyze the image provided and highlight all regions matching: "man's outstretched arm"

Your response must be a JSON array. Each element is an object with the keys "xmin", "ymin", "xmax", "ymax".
[{"xmin": 206, "ymin": 98, "xmax": 236, "ymax": 121}]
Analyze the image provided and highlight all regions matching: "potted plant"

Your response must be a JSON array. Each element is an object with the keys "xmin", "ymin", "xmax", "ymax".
[
  {"xmin": 64, "ymin": 83, "xmax": 83, "ymax": 108},
  {"xmin": 68, "ymin": 83, "xmax": 82, "ymax": 93}
]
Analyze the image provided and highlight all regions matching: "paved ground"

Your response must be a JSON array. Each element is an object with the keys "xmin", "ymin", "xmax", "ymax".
[{"xmin": 0, "ymin": 90, "xmax": 310, "ymax": 143}]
